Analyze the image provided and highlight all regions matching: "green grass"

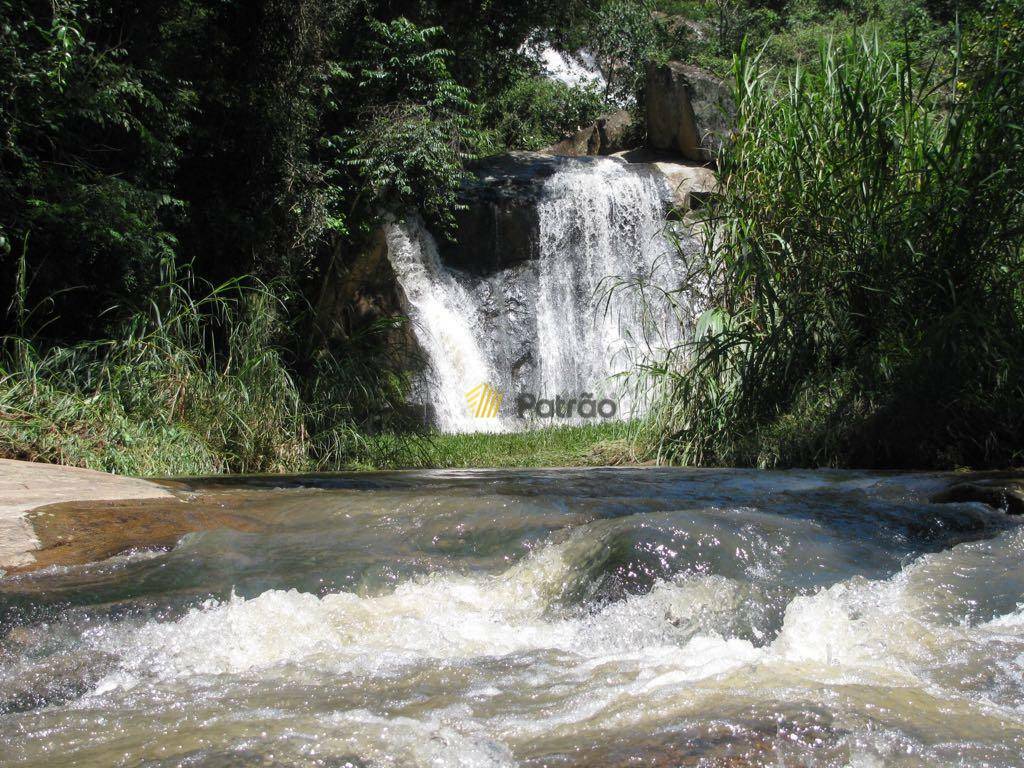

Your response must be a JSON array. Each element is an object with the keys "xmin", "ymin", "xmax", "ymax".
[
  {"xmin": 0, "ymin": 263, "xmax": 410, "ymax": 476},
  {"xmin": 350, "ymin": 422, "xmax": 645, "ymax": 470}
]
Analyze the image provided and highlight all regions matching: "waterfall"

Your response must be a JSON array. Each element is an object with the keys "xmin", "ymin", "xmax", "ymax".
[
  {"xmin": 386, "ymin": 157, "xmax": 696, "ymax": 433},
  {"xmin": 384, "ymin": 220, "xmax": 505, "ymax": 433}
]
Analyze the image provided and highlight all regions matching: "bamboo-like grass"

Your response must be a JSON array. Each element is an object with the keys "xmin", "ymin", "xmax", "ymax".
[{"xmin": 647, "ymin": 31, "xmax": 1024, "ymax": 468}]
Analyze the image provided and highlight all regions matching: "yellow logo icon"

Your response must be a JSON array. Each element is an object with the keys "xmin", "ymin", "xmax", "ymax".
[{"xmin": 465, "ymin": 382, "xmax": 503, "ymax": 418}]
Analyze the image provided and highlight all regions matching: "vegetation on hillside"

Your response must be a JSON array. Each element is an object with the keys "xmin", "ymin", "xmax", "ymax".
[
  {"xmin": 1, "ymin": 0, "xmax": 1019, "ymax": 472},
  {"xmin": 646, "ymin": 4, "xmax": 1024, "ymax": 468}
]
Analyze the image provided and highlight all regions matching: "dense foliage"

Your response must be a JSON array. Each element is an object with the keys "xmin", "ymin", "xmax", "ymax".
[
  {"xmin": 650, "ymin": 9, "xmax": 1024, "ymax": 468},
  {"xmin": 0, "ymin": 0, "xmax": 619, "ymax": 471},
  {"xmin": 1, "ymin": 0, "xmax": 1019, "ymax": 471}
]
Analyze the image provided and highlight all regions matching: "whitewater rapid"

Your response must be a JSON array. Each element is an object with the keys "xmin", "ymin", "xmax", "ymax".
[{"xmin": 2, "ymin": 469, "xmax": 1023, "ymax": 766}]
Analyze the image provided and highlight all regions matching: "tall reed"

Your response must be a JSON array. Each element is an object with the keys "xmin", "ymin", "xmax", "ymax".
[{"xmin": 650, "ymin": 30, "xmax": 1024, "ymax": 468}]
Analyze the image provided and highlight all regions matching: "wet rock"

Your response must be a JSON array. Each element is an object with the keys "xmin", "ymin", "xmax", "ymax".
[
  {"xmin": 645, "ymin": 61, "xmax": 735, "ymax": 164},
  {"xmin": 0, "ymin": 458, "xmax": 174, "ymax": 569},
  {"xmin": 612, "ymin": 148, "xmax": 719, "ymax": 212},
  {"xmin": 931, "ymin": 477, "xmax": 1024, "ymax": 515},
  {"xmin": 9, "ymin": 495, "xmax": 269, "ymax": 573},
  {"xmin": 440, "ymin": 152, "xmax": 606, "ymax": 273}
]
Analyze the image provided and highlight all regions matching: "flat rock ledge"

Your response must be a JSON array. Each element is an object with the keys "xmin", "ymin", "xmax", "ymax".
[{"xmin": 0, "ymin": 459, "xmax": 175, "ymax": 569}]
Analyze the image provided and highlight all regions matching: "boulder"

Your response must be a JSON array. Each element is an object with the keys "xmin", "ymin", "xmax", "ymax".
[
  {"xmin": 650, "ymin": 161, "xmax": 719, "ymax": 211},
  {"xmin": 542, "ymin": 110, "xmax": 634, "ymax": 158},
  {"xmin": 931, "ymin": 477, "xmax": 1024, "ymax": 515},
  {"xmin": 441, "ymin": 152, "xmax": 603, "ymax": 273},
  {"xmin": 612, "ymin": 148, "xmax": 720, "ymax": 212},
  {"xmin": 596, "ymin": 110, "xmax": 635, "ymax": 155},
  {"xmin": 544, "ymin": 123, "xmax": 601, "ymax": 157},
  {"xmin": 645, "ymin": 61, "xmax": 735, "ymax": 164}
]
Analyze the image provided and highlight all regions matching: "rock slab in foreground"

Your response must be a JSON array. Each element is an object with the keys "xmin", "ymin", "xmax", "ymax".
[{"xmin": 0, "ymin": 459, "xmax": 174, "ymax": 568}]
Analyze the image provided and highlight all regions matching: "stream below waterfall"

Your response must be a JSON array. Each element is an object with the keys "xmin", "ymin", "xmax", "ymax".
[{"xmin": 3, "ymin": 468, "xmax": 1024, "ymax": 766}]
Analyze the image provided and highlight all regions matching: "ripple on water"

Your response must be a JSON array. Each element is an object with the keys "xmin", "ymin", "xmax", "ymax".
[{"xmin": 1, "ymin": 468, "xmax": 1023, "ymax": 767}]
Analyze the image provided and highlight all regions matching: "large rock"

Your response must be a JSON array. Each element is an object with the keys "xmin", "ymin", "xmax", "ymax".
[
  {"xmin": 613, "ymin": 148, "xmax": 720, "ymax": 212},
  {"xmin": 314, "ymin": 227, "xmax": 420, "ymax": 370},
  {"xmin": 931, "ymin": 476, "xmax": 1024, "ymax": 515},
  {"xmin": 0, "ymin": 459, "xmax": 175, "ymax": 569},
  {"xmin": 645, "ymin": 61, "xmax": 735, "ymax": 164},
  {"xmin": 542, "ymin": 110, "xmax": 635, "ymax": 158},
  {"xmin": 441, "ymin": 152, "xmax": 586, "ymax": 273}
]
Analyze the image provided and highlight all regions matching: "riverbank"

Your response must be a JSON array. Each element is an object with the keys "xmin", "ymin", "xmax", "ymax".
[
  {"xmin": 357, "ymin": 422, "xmax": 642, "ymax": 470},
  {"xmin": 0, "ymin": 420, "xmax": 640, "ymax": 476}
]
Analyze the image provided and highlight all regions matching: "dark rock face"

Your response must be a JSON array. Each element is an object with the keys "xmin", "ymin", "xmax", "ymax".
[
  {"xmin": 645, "ymin": 61, "xmax": 735, "ymax": 164},
  {"xmin": 315, "ymin": 228, "xmax": 402, "ymax": 337},
  {"xmin": 437, "ymin": 150, "xmax": 710, "ymax": 276},
  {"xmin": 439, "ymin": 152, "xmax": 607, "ymax": 274}
]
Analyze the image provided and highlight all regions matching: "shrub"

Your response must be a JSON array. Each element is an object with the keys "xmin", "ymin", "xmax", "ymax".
[
  {"xmin": 647, "ymin": 28, "xmax": 1024, "ymax": 469},
  {"xmin": 483, "ymin": 76, "xmax": 605, "ymax": 150}
]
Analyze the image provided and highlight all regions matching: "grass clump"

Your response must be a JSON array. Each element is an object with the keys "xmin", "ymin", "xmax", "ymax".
[
  {"xmin": 0, "ymin": 263, "xmax": 409, "ymax": 475},
  {"xmin": 649, "ymin": 28, "xmax": 1024, "ymax": 469}
]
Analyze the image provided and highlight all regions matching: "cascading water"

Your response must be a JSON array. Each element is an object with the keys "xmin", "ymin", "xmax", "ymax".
[
  {"xmin": 386, "ymin": 157, "xmax": 698, "ymax": 432},
  {"xmin": 384, "ymin": 220, "xmax": 504, "ymax": 433}
]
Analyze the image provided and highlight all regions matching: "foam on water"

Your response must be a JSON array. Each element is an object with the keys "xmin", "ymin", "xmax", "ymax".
[
  {"xmin": 90, "ymin": 538, "xmax": 757, "ymax": 685},
  {"xmin": 88, "ymin": 528, "xmax": 1024, "ymax": 717},
  {"xmin": 4, "ymin": 471, "xmax": 1024, "ymax": 766}
]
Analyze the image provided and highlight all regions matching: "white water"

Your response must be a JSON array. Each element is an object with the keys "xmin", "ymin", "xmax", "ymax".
[
  {"xmin": 68, "ymin": 526, "xmax": 1024, "ymax": 766},
  {"xmin": 385, "ymin": 221, "xmax": 505, "ymax": 432},
  {"xmin": 386, "ymin": 159, "xmax": 696, "ymax": 432},
  {"xmin": 4, "ymin": 470, "xmax": 1024, "ymax": 766},
  {"xmin": 522, "ymin": 41, "xmax": 605, "ymax": 91},
  {"xmin": 533, "ymin": 160, "xmax": 693, "ymax": 422}
]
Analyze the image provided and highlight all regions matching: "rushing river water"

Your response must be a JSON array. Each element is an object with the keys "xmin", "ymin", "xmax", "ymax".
[{"xmin": 2, "ymin": 469, "xmax": 1024, "ymax": 767}]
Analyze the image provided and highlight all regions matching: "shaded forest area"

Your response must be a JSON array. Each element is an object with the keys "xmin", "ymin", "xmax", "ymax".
[{"xmin": 1, "ymin": 0, "xmax": 1019, "ymax": 472}]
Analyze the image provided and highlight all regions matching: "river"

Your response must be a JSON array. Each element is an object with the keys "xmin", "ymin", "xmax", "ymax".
[{"xmin": 2, "ymin": 468, "xmax": 1023, "ymax": 766}]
